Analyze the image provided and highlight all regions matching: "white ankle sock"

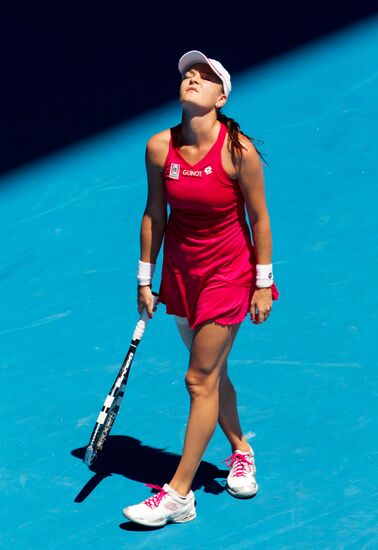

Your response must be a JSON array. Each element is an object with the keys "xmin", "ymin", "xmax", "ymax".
[{"xmin": 166, "ymin": 484, "xmax": 190, "ymax": 499}]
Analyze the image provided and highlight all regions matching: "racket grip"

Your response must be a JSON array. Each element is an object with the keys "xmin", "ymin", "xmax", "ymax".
[{"xmin": 132, "ymin": 292, "xmax": 159, "ymax": 341}]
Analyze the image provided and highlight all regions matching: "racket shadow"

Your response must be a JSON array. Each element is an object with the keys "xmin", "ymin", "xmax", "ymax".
[{"xmin": 71, "ymin": 435, "xmax": 228, "ymax": 503}]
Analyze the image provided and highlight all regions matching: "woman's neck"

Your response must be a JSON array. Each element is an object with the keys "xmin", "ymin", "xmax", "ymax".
[{"xmin": 180, "ymin": 110, "xmax": 220, "ymax": 146}]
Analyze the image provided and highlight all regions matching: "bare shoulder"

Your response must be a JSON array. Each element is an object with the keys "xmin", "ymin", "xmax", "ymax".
[
  {"xmin": 236, "ymin": 131, "xmax": 266, "ymax": 198},
  {"xmin": 146, "ymin": 128, "xmax": 171, "ymax": 169},
  {"xmin": 236, "ymin": 133, "xmax": 262, "ymax": 165},
  {"xmin": 223, "ymin": 131, "xmax": 262, "ymax": 180},
  {"xmin": 237, "ymin": 133, "xmax": 264, "ymax": 184}
]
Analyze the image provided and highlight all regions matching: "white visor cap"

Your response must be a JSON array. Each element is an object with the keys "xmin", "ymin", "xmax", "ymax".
[{"xmin": 178, "ymin": 50, "xmax": 231, "ymax": 97}]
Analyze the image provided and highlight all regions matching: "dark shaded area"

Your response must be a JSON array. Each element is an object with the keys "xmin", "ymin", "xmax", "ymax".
[
  {"xmin": 1, "ymin": 0, "xmax": 377, "ymax": 175},
  {"xmin": 72, "ymin": 435, "xmax": 228, "ymax": 503}
]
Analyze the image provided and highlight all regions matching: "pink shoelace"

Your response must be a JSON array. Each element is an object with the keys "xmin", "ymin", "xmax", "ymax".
[
  {"xmin": 143, "ymin": 483, "xmax": 169, "ymax": 508},
  {"xmin": 222, "ymin": 452, "xmax": 255, "ymax": 477}
]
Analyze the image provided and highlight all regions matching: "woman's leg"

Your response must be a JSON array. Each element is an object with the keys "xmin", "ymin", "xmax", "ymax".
[
  {"xmin": 168, "ymin": 320, "xmax": 241, "ymax": 496},
  {"xmin": 174, "ymin": 316, "xmax": 250, "ymax": 455},
  {"xmin": 218, "ymin": 360, "xmax": 251, "ymax": 453}
]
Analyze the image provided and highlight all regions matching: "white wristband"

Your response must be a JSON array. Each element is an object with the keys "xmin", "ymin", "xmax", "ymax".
[
  {"xmin": 256, "ymin": 263, "xmax": 274, "ymax": 288},
  {"xmin": 137, "ymin": 260, "xmax": 156, "ymax": 286}
]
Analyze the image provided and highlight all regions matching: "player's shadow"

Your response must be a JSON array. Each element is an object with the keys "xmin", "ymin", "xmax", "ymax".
[{"xmin": 71, "ymin": 435, "xmax": 229, "ymax": 504}]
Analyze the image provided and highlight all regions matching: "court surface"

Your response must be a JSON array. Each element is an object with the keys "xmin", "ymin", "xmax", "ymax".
[{"xmin": 1, "ymin": 16, "xmax": 377, "ymax": 549}]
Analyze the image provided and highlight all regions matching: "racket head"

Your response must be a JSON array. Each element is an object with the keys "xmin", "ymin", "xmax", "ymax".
[
  {"xmin": 84, "ymin": 292, "xmax": 159, "ymax": 466},
  {"xmin": 84, "ymin": 391, "xmax": 123, "ymax": 465}
]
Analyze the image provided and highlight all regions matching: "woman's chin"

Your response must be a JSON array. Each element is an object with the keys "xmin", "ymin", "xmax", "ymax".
[
  {"xmin": 180, "ymin": 99, "xmax": 209, "ymax": 114},
  {"xmin": 180, "ymin": 96, "xmax": 200, "ymax": 106}
]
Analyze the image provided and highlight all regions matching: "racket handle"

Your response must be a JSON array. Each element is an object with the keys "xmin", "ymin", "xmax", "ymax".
[{"xmin": 132, "ymin": 292, "xmax": 159, "ymax": 341}]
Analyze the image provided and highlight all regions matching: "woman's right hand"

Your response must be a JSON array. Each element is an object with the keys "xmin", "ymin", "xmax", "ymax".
[{"xmin": 137, "ymin": 285, "xmax": 158, "ymax": 319}]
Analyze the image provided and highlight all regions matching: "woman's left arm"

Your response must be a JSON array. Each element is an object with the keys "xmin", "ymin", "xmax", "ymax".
[{"xmin": 237, "ymin": 138, "xmax": 274, "ymax": 324}]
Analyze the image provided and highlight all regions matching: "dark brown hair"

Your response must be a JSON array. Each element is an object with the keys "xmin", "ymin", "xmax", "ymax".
[{"xmin": 216, "ymin": 110, "xmax": 268, "ymax": 167}]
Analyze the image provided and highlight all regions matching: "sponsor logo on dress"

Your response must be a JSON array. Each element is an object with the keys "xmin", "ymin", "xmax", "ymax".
[
  {"xmin": 204, "ymin": 165, "xmax": 213, "ymax": 175},
  {"xmin": 182, "ymin": 169, "xmax": 202, "ymax": 177},
  {"xmin": 169, "ymin": 163, "xmax": 180, "ymax": 179}
]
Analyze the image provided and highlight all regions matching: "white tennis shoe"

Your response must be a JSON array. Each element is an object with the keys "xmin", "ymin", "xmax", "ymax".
[
  {"xmin": 222, "ymin": 445, "xmax": 259, "ymax": 498},
  {"xmin": 122, "ymin": 483, "xmax": 196, "ymax": 527}
]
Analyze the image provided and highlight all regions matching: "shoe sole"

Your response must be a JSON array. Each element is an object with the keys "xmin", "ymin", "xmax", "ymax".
[
  {"xmin": 226, "ymin": 483, "xmax": 259, "ymax": 499},
  {"xmin": 122, "ymin": 508, "xmax": 196, "ymax": 527}
]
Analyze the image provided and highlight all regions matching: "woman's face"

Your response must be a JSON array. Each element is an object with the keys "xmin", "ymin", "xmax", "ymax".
[{"xmin": 179, "ymin": 63, "xmax": 227, "ymax": 112}]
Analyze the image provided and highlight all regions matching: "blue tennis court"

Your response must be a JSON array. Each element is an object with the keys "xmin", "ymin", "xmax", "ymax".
[{"xmin": 1, "ymin": 16, "xmax": 377, "ymax": 548}]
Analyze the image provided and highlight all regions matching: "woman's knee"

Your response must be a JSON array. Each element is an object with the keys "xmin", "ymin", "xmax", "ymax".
[
  {"xmin": 186, "ymin": 325, "xmax": 237, "ymax": 392},
  {"xmin": 184, "ymin": 366, "xmax": 220, "ymax": 398}
]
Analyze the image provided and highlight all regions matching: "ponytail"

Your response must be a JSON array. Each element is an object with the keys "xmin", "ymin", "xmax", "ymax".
[{"xmin": 216, "ymin": 110, "xmax": 268, "ymax": 167}]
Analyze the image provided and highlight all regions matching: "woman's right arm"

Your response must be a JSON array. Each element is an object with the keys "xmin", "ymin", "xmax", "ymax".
[{"xmin": 137, "ymin": 133, "xmax": 169, "ymax": 316}]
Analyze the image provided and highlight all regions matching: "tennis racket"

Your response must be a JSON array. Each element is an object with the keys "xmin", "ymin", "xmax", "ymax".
[{"xmin": 84, "ymin": 291, "xmax": 159, "ymax": 466}]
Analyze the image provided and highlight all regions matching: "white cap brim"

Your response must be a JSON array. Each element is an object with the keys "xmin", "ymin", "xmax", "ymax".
[
  {"xmin": 178, "ymin": 50, "xmax": 231, "ymax": 97},
  {"xmin": 178, "ymin": 50, "xmax": 211, "ymax": 74}
]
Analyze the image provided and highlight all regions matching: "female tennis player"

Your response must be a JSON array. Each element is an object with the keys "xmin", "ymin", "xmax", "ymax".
[{"xmin": 123, "ymin": 50, "xmax": 280, "ymax": 527}]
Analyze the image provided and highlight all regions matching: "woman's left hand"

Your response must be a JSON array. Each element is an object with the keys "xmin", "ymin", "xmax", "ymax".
[{"xmin": 250, "ymin": 287, "xmax": 273, "ymax": 324}]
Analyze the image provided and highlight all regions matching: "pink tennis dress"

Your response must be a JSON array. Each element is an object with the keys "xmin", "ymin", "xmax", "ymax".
[{"xmin": 158, "ymin": 122, "xmax": 279, "ymax": 330}]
